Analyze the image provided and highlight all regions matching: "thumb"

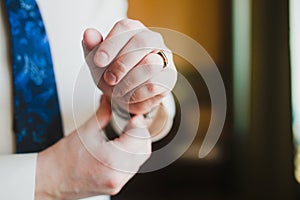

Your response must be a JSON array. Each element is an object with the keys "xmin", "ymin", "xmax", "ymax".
[
  {"xmin": 115, "ymin": 115, "xmax": 152, "ymax": 154},
  {"xmin": 95, "ymin": 95, "xmax": 112, "ymax": 130},
  {"xmin": 100, "ymin": 115, "xmax": 151, "ymax": 172},
  {"xmin": 83, "ymin": 28, "xmax": 106, "ymax": 87},
  {"xmin": 82, "ymin": 28, "xmax": 103, "ymax": 57},
  {"xmin": 76, "ymin": 95, "xmax": 111, "ymax": 150}
]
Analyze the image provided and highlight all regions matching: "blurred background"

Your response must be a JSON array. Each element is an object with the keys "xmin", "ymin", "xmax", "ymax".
[{"xmin": 112, "ymin": 0, "xmax": 300, "ymax": 199}]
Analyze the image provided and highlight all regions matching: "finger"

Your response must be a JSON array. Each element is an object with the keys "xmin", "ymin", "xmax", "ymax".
[
  {"xmin": 93, "ymin": 115, "xmax": 152, "ymax": 173},
  {"xmin": 82, "ymin": 28, "xmax": 103, "ymax": 57},
  {"xmin": 124, "ymin": 82, "xmax": 168, "ymax": 104},
  {"xmin": 114, "ymin": 63, "xmax": 177, "ymax": 103},
  {"xmin": 115, "ymin": 115, "xmax": 151, "ymax": 154},
  {"xmin": 149, "ymin": 65, "xmax": 177, "ymax": 94},
  {"xmin": 112, "ymin": 53, "xmax": 164, "ymax": 97},
  {"xmin": 83, "ymin": 29, "xmax": 107, "ymax": 89},
  {"xmin": 78, "ymin": 95, "xmax": 111, "ymax": 135},
  {"xmin": 130, "ymin": 94, "xmax": 167, "ymax": 114},
  {"xmin": 117, "ymin": 94, "xmax": 166, "ymax": 114},
  {"xmin": 103, "ymin": 31, "xmax": 166, "ymax": 86},
  {"xmin": 94, "ymin": 19, "xmax": 145, "ymax": 67},
  {"xmin": 76, "ymin": 95, "xmax": 112, "ymax": 156}
]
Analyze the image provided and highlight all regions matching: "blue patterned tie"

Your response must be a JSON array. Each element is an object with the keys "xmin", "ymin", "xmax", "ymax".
[{"xmin": 5, "ymin": 0, "xmax": 64, "ymax": 153}]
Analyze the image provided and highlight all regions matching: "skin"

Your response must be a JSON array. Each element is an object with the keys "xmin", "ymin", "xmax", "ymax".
[
  {"xmin": 83, "ymin": 19, "xmax": 177, "ymax": 114},
  {"xmin": 35, "ymin": 19, "xmax": 177, "ymax": 199},
  {"xmin": 35, "ymin": 96, "xmax": 151, "ymax": 199}
]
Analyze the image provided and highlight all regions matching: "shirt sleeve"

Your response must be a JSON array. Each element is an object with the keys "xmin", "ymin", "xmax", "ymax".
[
  {"xmin": 149, "ymin": 92, "xmax": 176, "ymax": 142},
  {"xmin": 81, "ymin": 195, "xmax": 110, "ymax": 200},
  {"xmin": 0, "ymin": 153, "xmax": 37, "ymax": 200}
]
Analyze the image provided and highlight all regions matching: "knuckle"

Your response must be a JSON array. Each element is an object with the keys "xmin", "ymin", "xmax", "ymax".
[
  {"xmin": 147, "ymin": 30, "xmax": 165, "ymax": 47},
  {"xmin": 131, "ymin": 30, "xmax": 165, "ymax": 49},
  {"xmin": 146, "ymin": 83, "xmax": 155, "ymax": 93},
  {"xmin": 130, "ymin": 19, "xmax": 144, "ymax": 27},
  {"xmin": 116, "ymin": 19, "xmax": 133, "ymax": 30},
  {"xmin": 116, "ymin": 19, "xmax": 144, "ymax": 31},
  {"xmin": 94, "ymin": 49, "xmax": 110, "ymax": 66},
  {"xmin": 151, "ymin": 31, "xmax": 164, "ymax": 43},
  {"xmin": 132, "ymin": 33, "xmax": 148, "ymax": 47},
  {"xmin": 105, "ymin": 173, "xmax": 123, "ymax": 195},
  {"xmin": 130, "ymin": 91, "xmax": 139, "ymax": 102},
  {"xmin": 114, "ymin": 59, "xmax": 127, "ymax": 75}
]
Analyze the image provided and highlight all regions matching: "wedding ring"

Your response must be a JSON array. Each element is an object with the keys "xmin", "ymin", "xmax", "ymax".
[{"xmin": 155, "ymin": 50, "xmax": 168, "ymax": 69}]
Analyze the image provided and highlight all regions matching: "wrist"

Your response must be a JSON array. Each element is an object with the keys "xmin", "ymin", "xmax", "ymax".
[
  {"xmin": 35, "ymin": 138, "xmax": 70, "ymax": 200},
  {"xmin": 35, "ymin": 150, "xmax": 58, "ymax": 200}
]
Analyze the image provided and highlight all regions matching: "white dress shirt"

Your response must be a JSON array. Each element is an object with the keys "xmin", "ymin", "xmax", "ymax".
[{"xmin": 0, "ymin": 0, "xmax": 128, "ymax": 199}]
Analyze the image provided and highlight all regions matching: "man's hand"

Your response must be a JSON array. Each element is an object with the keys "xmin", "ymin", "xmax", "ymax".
[
  {"xmin": 83, "ymin": 19, "xmax": 177, "ymax": 114},
  {"xmin": 35, "ymin": 96, "xmax": 151, "ymax": 199}
]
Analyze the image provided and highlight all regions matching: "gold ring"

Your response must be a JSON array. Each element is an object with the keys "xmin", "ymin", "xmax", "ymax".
[{"xmin": 155, "ymin": 50, "xmax": 168, "ymax": 69}]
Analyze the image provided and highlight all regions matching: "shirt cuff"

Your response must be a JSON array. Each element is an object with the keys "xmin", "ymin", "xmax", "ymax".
[
  {"xmin": 80, "ymin": 195, "xmax": 110, "ymax": 200},
  {"xmin": 0, "ymin": 153, "xmax": 37, "ymax": 200},
  {"xmin": 110, "ymin": 93, "xmax": 176, "ymax": 142}
]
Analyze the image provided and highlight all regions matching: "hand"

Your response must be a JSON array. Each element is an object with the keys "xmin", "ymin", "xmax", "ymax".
[
  {"xmin": 35, "ymin": 96, "xmax": 151, "ymax": 200},
  {"xmin": 83, "ymin": 19, "xmax": 177, "ymax": 114}
]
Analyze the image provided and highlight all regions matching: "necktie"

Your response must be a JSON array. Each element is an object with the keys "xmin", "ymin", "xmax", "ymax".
[{"xmin": 5, "ymin": 0, "xmax": 64, "ymax": 153}]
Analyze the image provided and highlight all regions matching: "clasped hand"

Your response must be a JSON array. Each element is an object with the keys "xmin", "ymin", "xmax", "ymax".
[{"xmin": 83, "ymin": 19, "xmax": 177, "ymax": 114}]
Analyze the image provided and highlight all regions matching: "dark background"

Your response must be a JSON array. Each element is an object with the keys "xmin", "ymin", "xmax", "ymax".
[{"xmin": 112, "ymin": 0, "xmax": 300, "ymax": 199}]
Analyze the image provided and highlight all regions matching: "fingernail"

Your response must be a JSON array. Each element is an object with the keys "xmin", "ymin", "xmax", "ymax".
[
  {"xmin": 95, "ymin": 51, "xmax": 108, "ymax": 66},
  {"xmin": 105, "ymin": 70, "xmax": 117, "ymax": 85}
]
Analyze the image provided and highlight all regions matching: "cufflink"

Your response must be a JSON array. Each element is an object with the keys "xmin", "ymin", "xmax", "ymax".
[{"xmin": 111, "ymin": 102, "xmax": 158, "ymax": 120}]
